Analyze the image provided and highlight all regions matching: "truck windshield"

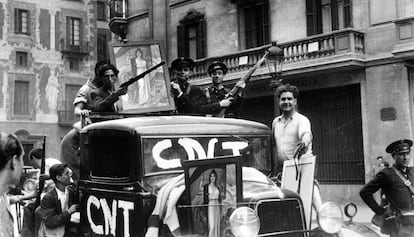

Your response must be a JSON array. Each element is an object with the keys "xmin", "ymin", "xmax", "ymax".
[{"xmin": 142, "ymin": 135, "xmax": 270, "ymax": 175}]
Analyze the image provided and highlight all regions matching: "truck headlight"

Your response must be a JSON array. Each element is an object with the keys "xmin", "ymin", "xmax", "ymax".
[
  {"xmin": 229, "ymin": 207, "xmax": 260, "ymax": 237},
  {"xmin": 317, "ymin": 202, "xmax": 343, "ymax": 234}
]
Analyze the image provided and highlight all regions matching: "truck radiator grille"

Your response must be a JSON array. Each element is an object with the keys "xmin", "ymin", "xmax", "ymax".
[{"xmin": 256, "ymin": 198, "xmax": 306, "ymax": 237}]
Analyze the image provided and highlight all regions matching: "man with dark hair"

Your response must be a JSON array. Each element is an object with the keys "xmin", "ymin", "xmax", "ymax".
[
  {"xmin": 90, "ymin": 63, "xmax": 128, "ymax": 112},
  {"xmin": 36, "ymin": 164, "xmax": 79, "ymax": 237},
  {"xmin": 272, "ymin": 84, "xmax": 322, "ymax": 211},
  {"xmin": 273, "ymin": 84, "xmax": 310, "ymax": 167},
  {"xmin": 170, "ymin": 57, "xmax": 207, "ymax": 114},
  {"xmin": 60, "ymin": 61, "xmax": 108, "ymax": 183},
  {"xmin": 73, "ymin": 61, "xmax": 108, "ymax": 117},
  {"xmin": 201, "ymin": 61, "xmax": 240, "ymax": 117},
  {"xmin": 360, "ymin": 139, "xmax": 414, "ymax": 237}
]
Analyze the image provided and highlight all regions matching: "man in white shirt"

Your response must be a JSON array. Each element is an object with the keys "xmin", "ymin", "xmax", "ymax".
[{"xmin": 272, "ymin": 84, "xmax": 321, "ymax": 211}]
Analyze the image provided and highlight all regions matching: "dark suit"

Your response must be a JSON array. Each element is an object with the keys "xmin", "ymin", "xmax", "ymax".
[
  {"xmin": 174, "ymin": 83, "xmax": 207, "ymax": 115},
  {"xmin": 35, "ymin": 188, "xmax": 78, "ymax": 237}
]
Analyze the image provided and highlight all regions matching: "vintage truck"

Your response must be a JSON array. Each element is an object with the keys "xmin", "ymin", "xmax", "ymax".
[{"xmin": 77, "ymin": 115, "xmax": 380, "ymax": 237}]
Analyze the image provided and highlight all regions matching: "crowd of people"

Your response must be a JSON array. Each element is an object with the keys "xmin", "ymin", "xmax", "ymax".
[{"xmin": 0, "ymin": 52, "xmax": 413, "ymax": 237}]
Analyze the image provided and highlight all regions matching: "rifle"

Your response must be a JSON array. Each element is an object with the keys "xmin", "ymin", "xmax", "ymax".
[
  {"xmin": 119, "ymin": 61, "xmax": 165, "ymax": 88},
  {"xmin": 216, "ymin": 52, "xmax": 269, "ymax": 117},
  {"xmin": 35, "ymin": 136, "xmax": 46, "ymax": 208}
]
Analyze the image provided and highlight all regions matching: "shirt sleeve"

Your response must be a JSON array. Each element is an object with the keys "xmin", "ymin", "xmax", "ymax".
[
  {"xmin": 297, "ymin": 115, "xmax": 312, "ymax": 140},
  {"xmin": 73, "ymin": 85, "xmax": 89, "ymax": 106},
  {"xmin": 359, "ymin": 171, "xmax": 387, "ymax": 215}
]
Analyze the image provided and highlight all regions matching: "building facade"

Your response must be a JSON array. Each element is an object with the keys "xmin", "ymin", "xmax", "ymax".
[
  {"xmin": 111, "ymin": 0, "xmax": 414, "ymax": 202},
  {"xmin": 0, "ymin": 0, "xmax": 111, "ymax": 163}
]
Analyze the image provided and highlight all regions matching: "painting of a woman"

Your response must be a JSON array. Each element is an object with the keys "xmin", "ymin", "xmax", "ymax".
[{"xmin": 200, "ymin": 169, "xmax": 223, "ymax": 237}]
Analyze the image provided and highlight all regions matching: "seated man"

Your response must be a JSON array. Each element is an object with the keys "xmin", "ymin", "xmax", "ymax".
[{"xmin": 36, "ymin": 164, "xmax": 79, "ymax": 237}]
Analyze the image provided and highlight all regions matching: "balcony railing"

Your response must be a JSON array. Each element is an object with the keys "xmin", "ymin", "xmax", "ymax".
[
  {"xmin": 60, "ymin": 39, "xmax": 90, "ymax": 56},
  {"xmin": 58, "ymin": 110, "xmax": 77, "ymax": 126},
  {"xmin": 191, "ymin": 28, "xmax": 364, "ymax": 81}
]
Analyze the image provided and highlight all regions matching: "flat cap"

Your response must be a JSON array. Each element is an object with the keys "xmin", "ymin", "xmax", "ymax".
[
  {"xmin": 208, "ymin": 61, "xmax": 228, "ymax": 75},
  {"xmin": 171, "ymin": 57, "xmax": 194, "ymax": 70},
  {"xmin": 386, "ymin": 139, "xmax": 413, "ymax": 154}
]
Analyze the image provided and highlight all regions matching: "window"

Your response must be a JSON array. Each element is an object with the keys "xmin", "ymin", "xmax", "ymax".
[
  {"xmin": 67, "ymin": 17, "xmax": 81, "ymax": 48},
  {"xmin": 97, "ymin": 30, "xmax": 111, "ymax": 61},
  {"xmin": 14, "ymin": 81, "xmax": 29, "ymax": 115},
  {"xmin": 16, "ymin": 51, "xmax": 28, "ymax": 67},
  {"xmin": 14, "ymin": 9, "xmax": 30, "ymax": 34},
  {"xmin": 177, "ymin": 10, "xmax": 206, "ymax": 59},
  {"xmin": 97, "ymin": 1, "xmax": 107, "ymax": 21},
  {"xmin": 244, "ymin": 1, "xmax": 269, "ymax": 49},
  {"xmin": 307, "ymin": 0, "xmax": 352, "ymax": 36},
  {"xmin": 69, "ymin": 57, "xmax": 80, "ymax": 71}
]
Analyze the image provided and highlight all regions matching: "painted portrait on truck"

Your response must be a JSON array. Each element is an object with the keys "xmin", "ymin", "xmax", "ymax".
[
  {"xmin": 109, "ymin": 40, "xmax": 175, "ymax": 113},
  {"xmin": 182, "ymin": 157, "xmax": 242, "ymax": 237}
]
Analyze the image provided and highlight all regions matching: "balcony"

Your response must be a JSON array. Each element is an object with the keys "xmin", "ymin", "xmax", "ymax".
[
  {"xmin": 109, "ymin": 0, "xmax": 128, "ymax": 40},
  {"xmin": 58, "ymin": 110, "xmax": 77, "ymax": 126},
  {"xmin": 60, "ymin": 39, "xmax": 90, "ymax": 57},
  {"xmin": 190, "ymin": 28, "xmax": 365, "ymax": 83}
]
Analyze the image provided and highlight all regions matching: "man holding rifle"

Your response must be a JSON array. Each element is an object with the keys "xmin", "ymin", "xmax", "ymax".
[
  {"xmin": 170, "ymin": 57, "xmax": 207, "ymax": 115},
  {"xmin": 202, "ymin": 53, "xmax": 269, "ymax": 118},
  {"xmin": 90, "ymin": 63, "xmax": 128, "ymax": 112}
]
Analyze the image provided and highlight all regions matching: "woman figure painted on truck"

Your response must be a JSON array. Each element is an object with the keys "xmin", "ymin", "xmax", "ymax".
[{"xmin": 201, "ymin": 169, "xmax": 223, "ymax": 237}]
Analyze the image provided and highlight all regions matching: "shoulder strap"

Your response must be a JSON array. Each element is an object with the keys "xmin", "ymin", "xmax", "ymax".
[
  {"xmin": 186, "ymin": 85, "xmax": 192, "ymax": 95},
  {"xmin": 205, "ymin": 88, "xmax": 211, "ymax": 103},
  {"xmin": 392, "ymin": 167, "xmax": 414, "ymax": 194}
]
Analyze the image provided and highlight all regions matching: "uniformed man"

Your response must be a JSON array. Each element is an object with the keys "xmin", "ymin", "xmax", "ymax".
[
  {"xmin": 170, "ymin": 57, "xmax": 207, "ymax": 115},
  {"xmin": 201, "ymin": 61, "xmax": 242, "ymax": 117},
  {"xmin": 360, "ymin": 139, "xmax": 414, "ymax": 237}
]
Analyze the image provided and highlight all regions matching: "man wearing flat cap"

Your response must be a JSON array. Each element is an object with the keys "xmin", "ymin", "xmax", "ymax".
[
  {"xmin": 201, "ymin": 61, "xmax": 243, "ymax": 117},
  {"xmin": 170, "ymin": 57, "xmax": 207, "ymax": 114},
  {"xmin": 360, "ymin": 139, "xmax": 414, "ymax": 236}
]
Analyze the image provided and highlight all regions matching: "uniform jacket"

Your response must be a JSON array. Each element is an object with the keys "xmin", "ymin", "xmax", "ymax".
[
  {"xmin": 201, "ymin": 86, "xmax": 243, "ymax": 117},
  {"xmin": 174, "ymin": 83, "xmax": 207, "ymax": 115},
  {"xmin": 360, "ymin": 165, "xmax": 414, "ymax": 215},
  {"xmin": 35, "ymin": 188, "xmax": 78, "ymax": 237}
]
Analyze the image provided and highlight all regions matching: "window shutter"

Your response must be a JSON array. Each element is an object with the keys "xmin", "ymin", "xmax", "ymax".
[
  {"xmin": 79, "ymin": 19, "xmax": 83, "ymax": 49},
  {"xmin": 196, "ymin": 19, "xmax": 206, "ymax": 59},
  {"xmin": 331, "ymin": 0, "xmax": 339, "ymax": 30},
  {"xmin": 306, "ymin": 0, "xmax": 322, "ymax": 36},
  {"xmin": 177, "ymin": 24, "xmax": 185, "ymax": 57},
  {"xmin": 14, "ymin": 9, "xmax": 19, "ymax": 33},
  {"xmin": 344, "ymin": 0, "xmax": 352, "ymax": 27},
  {"xmin": 263, "ymin": 1, "xmax": 270, "ymax": 45},
  {"xmin": 27, "ymin": 10, "xmax": 31, "ymax": 35},
  {"xmin": 66, "ymin": 17, "xmax": 71, "ymax": 48}
]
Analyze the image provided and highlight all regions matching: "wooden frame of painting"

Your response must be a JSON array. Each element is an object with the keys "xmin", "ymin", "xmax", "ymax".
[
  {"xmin": 108, "ymin": 40, "xmax": 175, "ymax": 113},
  {"xmin": 182, "ymin": 156, "xmax": 242, "ymax": 236}
]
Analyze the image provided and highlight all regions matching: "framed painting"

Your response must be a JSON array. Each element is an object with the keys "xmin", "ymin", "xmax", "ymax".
[
  {"xmin": 108, "ymin": 40, "xmax": 175, "ymax": 113},
  {"xmin": 182, "ymin": 156, "xmax": 242, "ymax": 237},
  {"xmin": 281, "ymin": 154, "xmax": 316, "ymax": 229}
]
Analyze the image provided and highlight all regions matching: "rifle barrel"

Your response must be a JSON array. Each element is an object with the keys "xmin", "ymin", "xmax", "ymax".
[{"xmin": 119, "ymin": 61, "xmax": 165, "ymax": 88}]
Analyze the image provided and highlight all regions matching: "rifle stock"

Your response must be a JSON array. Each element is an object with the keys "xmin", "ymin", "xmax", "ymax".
[
  {"xmin": 119, "ymin": 61, "xmax": 165, "ymax": 88},
  {"xmin": 216, "ymin": 52, "xmax": 269, "ymax": 117}
]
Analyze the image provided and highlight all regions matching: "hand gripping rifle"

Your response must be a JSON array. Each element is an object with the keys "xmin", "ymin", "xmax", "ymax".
[
  {"xmin": 216, "ymin": 51, "xmax": 269, "ymax": 117},
  {"xmin": 119, "ymin": 61, "xmax": 165, "ymax": 88}
]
